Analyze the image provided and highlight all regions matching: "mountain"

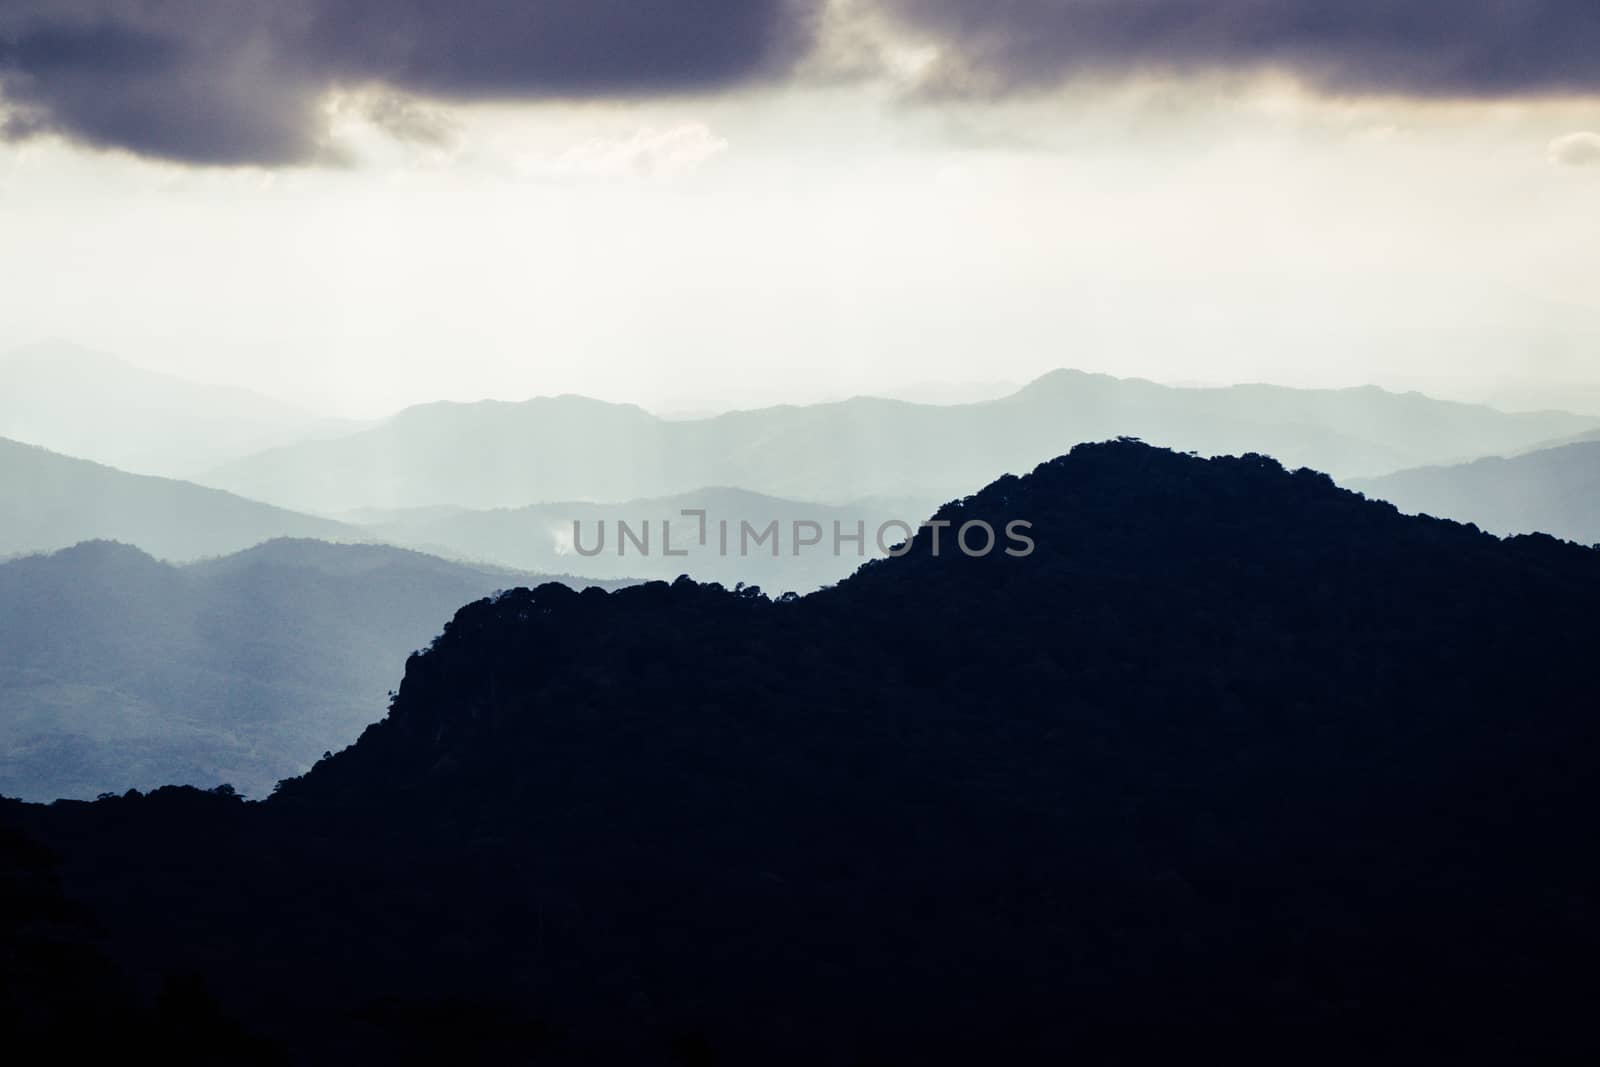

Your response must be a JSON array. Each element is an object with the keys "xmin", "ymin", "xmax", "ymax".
[
  {"xmin": 0, "ymin": 436, "xmax": 359, "ymax": 561},
  {"xmin": 0, "ymin": 539, "xmax": 625, "ymax": 801},
  {"xmin": 351, "ymin": 488, "xmax": 946, "ymax": 593},
  {"xmin": 205, "ymin": 393, "xmax": 670, "ymax": 512},
  {"xmin": 0, "ymin": 341, "xmax": 359, "ymax": 478},
  {"xmin": 861, "ymin": 377, "xmax": 1025, "ymax": 407},
  {"xmin": 1351, "ymin": 441, "xmax": 1600, "ymax": 545},
  {"xmin": 7, "ymin": 442, "xmax": 1599, "ymax": 1063},
  {"xmin": 199, "ymin": 370, "xmax": 1600, "ymax": 513},
  {"xmin": 1515, "ymin": 425, "xmax": 1600, "ymax": 454}
]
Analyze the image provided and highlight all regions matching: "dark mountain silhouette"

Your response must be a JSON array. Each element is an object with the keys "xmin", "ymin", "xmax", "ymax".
[
  {"xmin": 1351, "ymin": 440, "xmax": 1600, "ymax": 545},
  {"xmin": 351, "ymin": 488, "xmax": 945, "ymax": 593},
  {"xmin": 199, "ymin": 370, "xmax": 1600, "ymax": 512},
  {"xmin": 0, "ymin": 813, "xmax": 281, "ymax": 1063},
  {"xmin": 0, "ymin": 436, "xmax": 361, "ymax": 561},
  {"xmin": 6, "ymin": 441, "xmax": 1600, "ymax": 1063},
  {"xmin": 0, "ymin": 539, "xmax": 625, "ymax": 801},
  {"xmin": 0, "ymin": 341, "xmax": 359, "ymax": 478}
]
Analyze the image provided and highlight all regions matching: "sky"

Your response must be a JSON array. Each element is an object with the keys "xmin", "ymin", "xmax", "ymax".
[{"xmin": 2, "ymin": 1, "xmax": 1598, "ymax": 419}]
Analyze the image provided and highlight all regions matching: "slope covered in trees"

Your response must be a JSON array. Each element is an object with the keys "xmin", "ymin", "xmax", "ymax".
[{"xmin": 5, "ymin": 441, "xmax": 1599, "ymax": 1063}]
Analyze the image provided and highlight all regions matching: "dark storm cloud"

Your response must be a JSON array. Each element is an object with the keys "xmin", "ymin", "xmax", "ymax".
[
  {"xmin": 0, "ymin": 7, "xmax": 322, "ymax": 164},
  {"xmin": 883, "ymin": 0, "xmax": 1600, "ymax": 98},
  {"xmin": 0, "ymin": 0, "xmax": 819, "ymax": 165},
  {"xmin": 308, "ymin": 1, "xmax": 814, "ymax": 97},
  {"xmin": 4, "ymin": 2, "xmax": 1600, "ymax": 166}
]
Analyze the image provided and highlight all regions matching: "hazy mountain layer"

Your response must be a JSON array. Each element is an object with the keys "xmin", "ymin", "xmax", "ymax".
[
  {"xmin": 8, "ymin": 442, "xmax": 1598, "ymax": 1062},
  {"xmin": 353, "ymin": 488, "xmax": 947, "ymax": 593},
  {"xmin": 0, "ymin": 436, "xmax": 358, "ymax": 561},
  {"xmin": 0, "ymin": 539, "xmax": 624, "ymax": 801},
  {"xmin": 0, "ymin": 342, "xmax": 360, "ymax": 478},
  {"xmin": 1351, "ymin": 441, "xmax": 1600, "ymax": 545},
  {"xmin": 199, "ymin": 369, "xmax": 1600, "ymax": 512}
]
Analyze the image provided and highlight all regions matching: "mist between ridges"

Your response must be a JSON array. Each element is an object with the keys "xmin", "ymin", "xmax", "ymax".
[{"xmin": 570, "ymin": 510, "xmax": 1035, "ymax": 559}]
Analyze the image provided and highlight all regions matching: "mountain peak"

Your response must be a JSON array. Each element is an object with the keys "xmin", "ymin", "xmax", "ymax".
[
  {"xmin": 43, "ymin": 539, "xmax": 166, "ymax": 568},
  {"xmin": 385, "ymin": 392, "xmax": 656, "ymax": 423},
  {"xmin": 275, "ymin": 440, "xmax": 1600, "ymax": 809}
]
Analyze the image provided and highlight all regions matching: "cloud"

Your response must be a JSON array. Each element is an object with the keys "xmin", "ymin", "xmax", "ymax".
[
  {"xmin": 5, "ymin": 2, "xmax": 1600, "ymax": 167},
  {"xmin": 0, "ymin": 0, "xmax": 818, "ymax": 165},
  {"xmin": 530, "ymin": 124, "xmax": 731, "ymax": 181},
  {"xmin": 357, "ymin": 93, "xmax": 459, "ymax": 150},
  {"xmin": 878, "ymin": 1, "xmax": 1600, "ymax": 100},
  {"xmin": 0, "ymin": 9, "xmax": 322, "ymax": 164},
  {"xmin": 1548, "ymin": 131, "xmax": 1600, "ymax": 167}
]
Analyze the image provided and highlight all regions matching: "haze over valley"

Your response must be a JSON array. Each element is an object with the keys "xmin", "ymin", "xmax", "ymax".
[{"xmin": 0, "ymin": 342, "xmax": 362, "ymax": 478}]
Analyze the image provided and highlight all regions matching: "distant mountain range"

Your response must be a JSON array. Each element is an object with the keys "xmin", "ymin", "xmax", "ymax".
[
  {"xmin": 0, "ymin": 435, "xmax": 359, "ymax": 561},
  {"xmin": 9, "ymin": 349, "xmax": 1600, "ymax": 577},
  {"xmin": 1351, "ymin": 440, "xmax": 1600, "ymax": 545},
  {"xmin": 0, "ymin": 432, "xmax": 937, "ymax": 591},
  {"xmin": 199, "ymin": 369, "xmax": 1600, "ymax": 512},
  {"xmin": 0, "ymin": 539, "xmax": 625, "ymax": 801},
  {"xmin": 1519, "ymin": 426, "xmax": 1600, "ymax": 454},
  {"xmin": 8, "ymin": 442, "xmax": 1599, "ymax": 1061},
  {"xmin": 0, "ymin": 341, "xmax": 360, "ymax": 478}
]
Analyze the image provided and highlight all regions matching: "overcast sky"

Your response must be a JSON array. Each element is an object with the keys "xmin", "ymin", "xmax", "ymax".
[{"xmin": 2, "ymin": 1, "xmax": 1598, "ymax": 418}]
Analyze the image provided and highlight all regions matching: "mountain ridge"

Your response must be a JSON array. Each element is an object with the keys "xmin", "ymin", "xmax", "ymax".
[
  {"xmin": 0, "ymin": 435, "xmax": 364, "ymax": 561},
  {"xmin": 0, "ymin": 538, "xmax": 630, "ymax": 801},
  {"xmin": 1351, "ymin": 439, "xmax": 1600, "ymax": 545},
  {"xmin": 199, "ymin": 369, "xmax": 1600, "ymax": 513}
]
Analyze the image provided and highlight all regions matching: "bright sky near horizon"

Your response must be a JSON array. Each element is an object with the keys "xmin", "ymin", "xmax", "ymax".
[{"xmin": 2, "ymin": 2, "xmax": 1598, "ymax": 419}]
